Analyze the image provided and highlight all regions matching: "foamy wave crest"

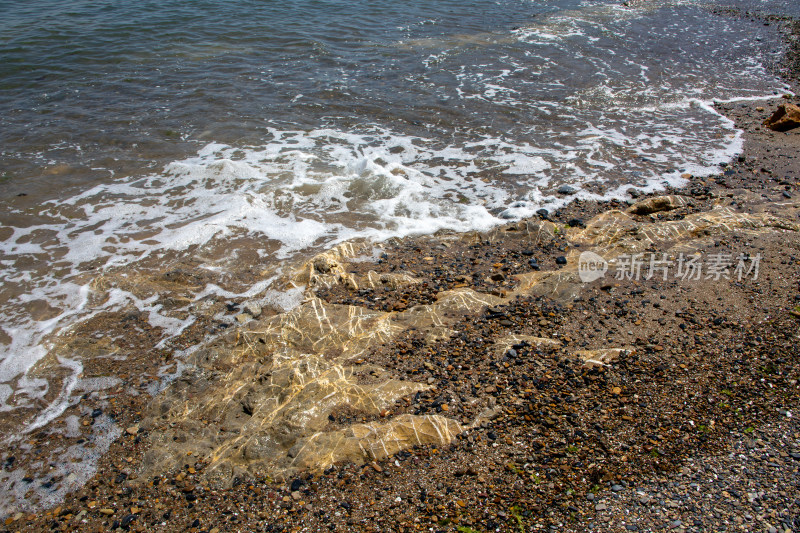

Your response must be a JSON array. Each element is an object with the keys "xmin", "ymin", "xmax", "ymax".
[
  {"xmin": 0, "ymin": 126, "xmax": 557, "ymax": 416},
  {"xmin": 0, "ymin": 87, "xmax": 783, "ymax": 426}
]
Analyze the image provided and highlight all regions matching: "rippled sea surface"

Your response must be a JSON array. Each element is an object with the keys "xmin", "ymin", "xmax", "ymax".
[{"xmin": 0, "ymin": 0, "xmax": 795, "ymax": 510}]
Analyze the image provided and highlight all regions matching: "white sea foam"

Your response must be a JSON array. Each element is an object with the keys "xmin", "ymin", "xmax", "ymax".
[
  {"xmin": 0, "ymin": 127, "xmax": 514, "ymax": 418},
  {"xmin": 24, "ymin": 357, "xmax": 82, "ymax": 433},
  {"xmin": 0, "ymin": 413, "xmax": 122, "ymax": 516},
  {"xmin": 0, "ymin": 100, "xmax": 769, "ymax": 414}
]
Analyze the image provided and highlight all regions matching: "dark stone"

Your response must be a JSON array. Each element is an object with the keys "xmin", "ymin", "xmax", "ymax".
[
  {"xmin": 486, "ymin": 307, "xmax": 506, "ymax": 318},
  {"xmin": 120, "ymin": 514, "xmax": 137, "ymax": 530},
  {"xmin": 567, "ymin": 218, "xmax": 585, "ymax": 228},
  {"xmin": 536, "ymin": 208, "xmax": 549, "ymax": 219},
  {"xmin": 555, "ymin": 256, "xmax": 567, "ymax": 265},
  {"xmin": 290, "ymin": 478, "xmax": 304, "ymax": 492}
]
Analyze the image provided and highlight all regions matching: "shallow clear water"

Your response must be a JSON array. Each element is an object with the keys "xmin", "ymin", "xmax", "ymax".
[{"xmin": 0, "ymin": 0, "xmax": 794, "ymax": 490}]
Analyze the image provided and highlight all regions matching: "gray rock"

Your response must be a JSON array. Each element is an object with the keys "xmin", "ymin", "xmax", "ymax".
[{"xmin": 243, "ymin": 301, "xmax": 262, "ymax": 318}]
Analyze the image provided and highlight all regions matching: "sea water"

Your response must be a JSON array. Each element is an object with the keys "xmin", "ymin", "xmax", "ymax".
[{"xmin": 0, "ymin": 0, "xmax": 794, "ymax": 511}]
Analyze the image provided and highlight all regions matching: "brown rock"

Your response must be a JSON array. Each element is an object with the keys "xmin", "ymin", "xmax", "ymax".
[
  {"xmin": 574, "ymin": 347, "xmax": 635, "ymax": 367},
  {"xmin": 627, "ymin": 195, "xmax": 688, "ymax": 215},
  {"xmin": 763, "ymin": 103, "xmax": 800, "ymax": 131}
]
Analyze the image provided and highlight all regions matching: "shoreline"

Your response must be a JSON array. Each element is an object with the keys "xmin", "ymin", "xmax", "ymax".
[{"xmin": 3, "ymin": 12, "xmax": 800, "ymax": 533}]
